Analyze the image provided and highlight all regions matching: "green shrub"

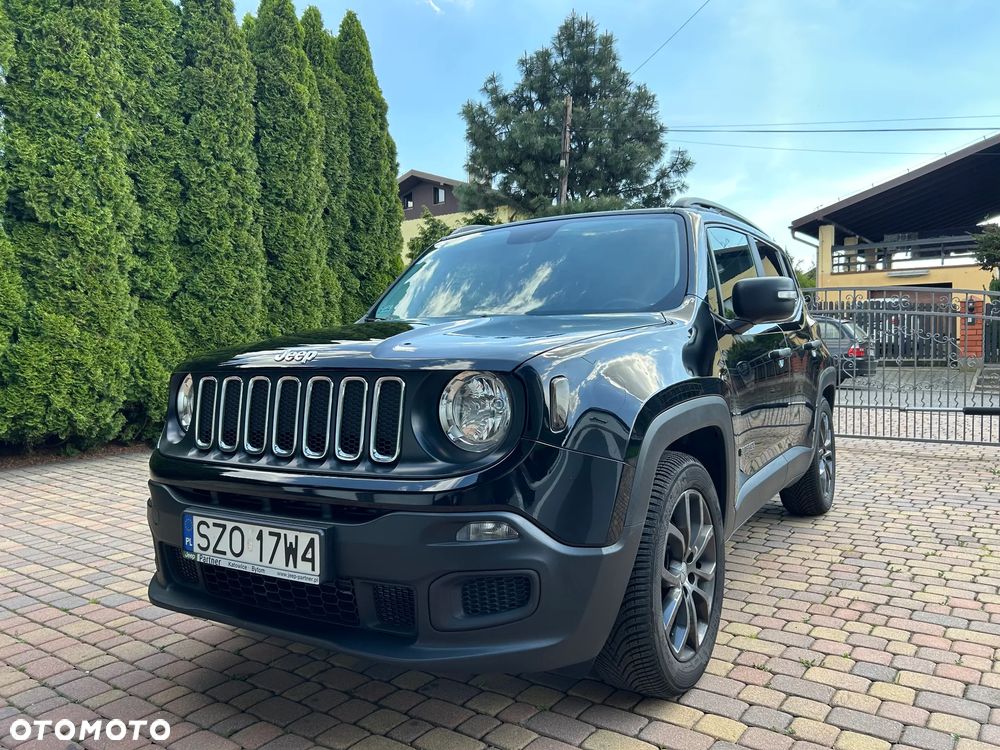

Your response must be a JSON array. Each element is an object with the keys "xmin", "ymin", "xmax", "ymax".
[
  {"xmin": 302, "ymin": 6, "xmax": 353, "ymax": 326},
  {"xmin": 174, "ymin": 0, "xmax": 267, "ymax": 353},
  {"xmin": 0, "ymin": 0, "xmax": 138, "ymax": 447},
  {"xmin": 250, "ymin": 0, "xmax": 328, "ymax": 335}
]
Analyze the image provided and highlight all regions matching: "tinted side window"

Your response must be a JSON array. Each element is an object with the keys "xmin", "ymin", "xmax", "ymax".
[
  {"xmin": 756, "ymin": 241, "xmax": 787, "ymax": 278},
  {"xmin": 707, "ymin": 226, "xmax": 756, "ymax": 314},
  {"xmin": 817, "ymin": 321, "xmax": 841, "ymax": 340}
]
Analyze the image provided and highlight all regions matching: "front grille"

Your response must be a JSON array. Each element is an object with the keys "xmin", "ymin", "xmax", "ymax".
[
  {"xmin": 272, "ymin": 377, "xmax": 301, "ymax": 456},
  {"xmin": 371, "ymin": 378, "xmax": 404, "ymax": 462},
  {"xmin": 188, "ymin": 373, "xmax": 404, "ymax": 464},
  {"xmin": 201, "ymin": 564, "xmax": 360, "ymax": 628},
  {"xmin": 373, "ymin": 583, "xmax": 416, "ymax": 630},
  {"xmin": 218, "ymin": 377, "xmax": 243, "ymax": 451},
  {"xmin": 461, "ymin": 575, "xmax": 532, "ymax": 617},
  {"xmin": 195, "ymin": 378, "xmax": 218, "ymax": 448},
  {"xmin": 244, "ymin": 377, "xmax": 270, "ymax": 454},
  {"xmin": 336, "ymin": 378, "xmax": 367, "ymax": 461}
]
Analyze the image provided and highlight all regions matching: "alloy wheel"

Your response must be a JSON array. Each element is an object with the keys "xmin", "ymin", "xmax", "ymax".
[
  {"xmin": 661, "ymin": 489, "xmax": 717, "ymax": 662},
  {"xmin": 818, "ymin": 411, "xmax": 835, "ymax": 502}
]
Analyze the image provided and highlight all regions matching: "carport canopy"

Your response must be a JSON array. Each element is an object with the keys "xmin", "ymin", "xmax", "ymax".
[{"xmin": 790, "ymin": 132, "xmax": 1000, "ymax": 244}]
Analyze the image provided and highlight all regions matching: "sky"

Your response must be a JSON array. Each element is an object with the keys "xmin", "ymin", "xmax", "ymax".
[{"xmin": 235, "ymin": 0, "xmax": 1000, "ymax": 268}]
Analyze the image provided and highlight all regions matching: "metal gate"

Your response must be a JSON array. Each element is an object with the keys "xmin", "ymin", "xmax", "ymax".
[{"xmin": 804, "ymin": 286, "xmax": 1000, "ymax": 445}]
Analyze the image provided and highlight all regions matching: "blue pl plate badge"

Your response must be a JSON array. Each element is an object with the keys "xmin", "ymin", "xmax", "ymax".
[{"xmin": 182, "ymin": 514, "xmax": 195, "ymax": 558}]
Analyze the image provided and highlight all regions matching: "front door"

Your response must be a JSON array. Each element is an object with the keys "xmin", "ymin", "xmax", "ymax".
[{"xmin": 706, "ymin": 226, "xmax": 792, "ymax": 477}]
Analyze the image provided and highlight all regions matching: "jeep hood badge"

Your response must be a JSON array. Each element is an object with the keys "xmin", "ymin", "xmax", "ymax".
[{"xmin": 274, "ymin": 349, "xmax": 318, "ymax": 363}]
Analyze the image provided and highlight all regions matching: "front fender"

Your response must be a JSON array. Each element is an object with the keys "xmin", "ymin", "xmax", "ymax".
[{"xmin": 606, "ymin": 395, "xmax": 736, "ymax": 544}]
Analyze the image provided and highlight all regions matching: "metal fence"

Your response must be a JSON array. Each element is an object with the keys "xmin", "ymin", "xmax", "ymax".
[{"xmin": 804, "ymin": 286, "xmax": 1000, "ymax": 445}]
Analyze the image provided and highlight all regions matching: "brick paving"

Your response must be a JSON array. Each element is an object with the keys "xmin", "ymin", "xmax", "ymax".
[{"xmin": 1, "ymin": 438, "xmax": 999, "ymax": 749}]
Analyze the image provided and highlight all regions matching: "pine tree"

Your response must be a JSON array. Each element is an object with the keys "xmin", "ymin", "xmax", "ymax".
[
  {"xmin": 175, "ymin": 0, "xmax": 266, "ymax": 352},
  {"xmin": 0, "ymin": 5, "xmax": 23, "ymax": 375},
  {"xmin": 336, "ymin": 11, "xmax": 403, "ymax": 321},
  {"xmin": 461, "ymin": 12, "xmax": 692, "ymax": 214},
  {"xmin": 249, "ymin": 0, "xmax": 326, "ymax": 334},
  {"xmin": 0, "ymin": 0, "xmax": 138, "ymax": 446},
  {"xmin": 301, "ymin": 6, "xmax": 352, "ymax": 326},
  {"xmin": 119, "ymin": 0, "xmax": 184, "ymax": 437}
]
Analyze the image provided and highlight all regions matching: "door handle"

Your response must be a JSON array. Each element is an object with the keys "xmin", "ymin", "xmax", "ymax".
[
  {"xmin": 803, "ymin": 339, "xmax": 823, "ymax": 351},
  {"xmin": 768, "ymin": 347, "xmax": 792, "ymax": 360}
]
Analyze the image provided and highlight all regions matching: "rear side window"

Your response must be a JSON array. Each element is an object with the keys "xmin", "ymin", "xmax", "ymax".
[
  {"xmin": 707, "ymin": 226, "xmax": 755, "ymax": 315},
  {"xmin": 817, "ymin": 321, "xmax": 841, "ymax": 340},
  {"xmin": 756, "ymin": 241, "xmax": 787, "ymax": 278}
]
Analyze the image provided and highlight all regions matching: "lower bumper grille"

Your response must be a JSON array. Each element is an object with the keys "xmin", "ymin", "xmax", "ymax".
[
  {"xmin": 160, "ymin": 545, "xmax": 414, "ymax": 633},
  {"xmin": 462, "ymin": 574, "xmax": 532, "ymax": 617},
  {"xmin": 201, "ymin": 565, "xmax": 361, "ymax": 628}
]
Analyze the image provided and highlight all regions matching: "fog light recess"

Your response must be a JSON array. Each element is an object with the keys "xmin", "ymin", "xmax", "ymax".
[{"xmin": 456, "ymin": 521, "xmax": 519, "ymax": 542}]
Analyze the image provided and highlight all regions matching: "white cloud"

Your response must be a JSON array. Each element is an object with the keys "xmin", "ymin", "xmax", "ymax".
[{"xmin": 424, "ymin": 0, "xmax": 442, "ymax": 13}]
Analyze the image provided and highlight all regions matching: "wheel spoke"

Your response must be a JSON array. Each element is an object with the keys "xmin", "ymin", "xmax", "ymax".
[
  {"xmin": 680, "ymin": 492, "xmax": 693, "ymax": 549},
  {"xmin": 663, "ymin": 586, "xmax": 683, "ymax": 634},
  {"xmin": 691, "ymin": 525, "xmax": 714, "ymax": 564},
  {"xmin": 685, "ymin": 590, "xmax": 701, "ymax": 650},
  {"xmin": 692, "ymin": 558, "xmax": 716, "ymax": 581},
  {"xmin": 667, "ymin": 522, "xmax": 685, "ymax": 548},
  {"xmin": 662, "ymin": 565, "xmax": 683, "ymax": 588}
]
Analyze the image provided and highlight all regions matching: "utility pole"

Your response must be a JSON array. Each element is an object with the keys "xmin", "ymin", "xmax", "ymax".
[{"xmin": 558, "ymin": 94, "xmax": 573, "ymax": 205}]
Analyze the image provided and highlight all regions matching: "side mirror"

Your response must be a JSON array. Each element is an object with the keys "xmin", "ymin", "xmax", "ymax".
[{"xmin": 732, "ymin": 276, "xmax": 798, "ymax": 324}]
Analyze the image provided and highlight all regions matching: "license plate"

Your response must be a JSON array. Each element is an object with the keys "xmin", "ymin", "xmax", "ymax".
[{"xmin": 182, "ymin": 513, "xmax": 322, "ymax": 584}]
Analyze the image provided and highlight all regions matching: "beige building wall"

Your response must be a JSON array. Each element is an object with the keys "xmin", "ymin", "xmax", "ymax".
[
  {"xmin": 814, "ymin": 223, "xmax": 993, "ymax": 292},
  {"xmin": 400, "ymin": 206, "xmax": 517, "ymax": 263}
]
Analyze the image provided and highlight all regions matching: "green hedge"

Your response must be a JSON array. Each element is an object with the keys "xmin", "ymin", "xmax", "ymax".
[{"xmin": 0, "ymin": 0, "xmax": 403, "ymax": 449}]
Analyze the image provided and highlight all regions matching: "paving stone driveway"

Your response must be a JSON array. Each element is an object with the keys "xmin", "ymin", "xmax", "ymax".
[{"xmin": 2, "ymin": 439, "xmax": 1000, "ymax": 750}]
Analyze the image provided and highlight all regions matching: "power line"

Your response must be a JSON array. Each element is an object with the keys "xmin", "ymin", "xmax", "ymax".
[
  {"xmin": 630, "ymin": 0, "xmax": 711, "ymax": 75},
  {"xmin": 667, "ymin": 138, "xmax": 944, "ymax": 156},
  {"xmin": 673, "ymin": 114, "xmax": 1000, "ymax": 128},
  {"xmin": 668, "ymin": 126, "xmax": 1000, "ymax": 134}
]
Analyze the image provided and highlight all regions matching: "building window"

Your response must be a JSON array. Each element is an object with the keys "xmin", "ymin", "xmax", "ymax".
[
  {"xmin": 433, "ymin": 186, "xmax": 446, "ymax": 205},
  {"xmin": 402, "ymin": 192, "xmax": 413, "ymax": 210}
]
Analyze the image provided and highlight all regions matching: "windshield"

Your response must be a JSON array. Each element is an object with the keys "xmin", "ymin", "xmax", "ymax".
[{"xmin": 373, "ymin": 213, "xmax": 687, "ymax": 320}]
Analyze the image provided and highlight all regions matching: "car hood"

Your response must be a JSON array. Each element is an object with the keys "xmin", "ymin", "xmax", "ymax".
[{"xmin": 178, "ymin": 313, "xmax": 669, "ymax": 373}]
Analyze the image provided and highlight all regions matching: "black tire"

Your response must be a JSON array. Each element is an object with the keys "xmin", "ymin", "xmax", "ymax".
[
  {"xmin": 595, "ymin": 451, "xmax": 725, "ymax": 698},
  {"xmin": 779, "ymin": 399, "xmax": 835, "ymax": 516}
]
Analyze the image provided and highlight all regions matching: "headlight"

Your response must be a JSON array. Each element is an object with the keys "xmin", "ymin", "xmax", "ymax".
[
  {"xmin": 176, "ymin": 374, "xmax": 194, "ymax": 432},
  {"xmin": 438, "ymin": 371, "xmax": 512, "ymax": 453}
]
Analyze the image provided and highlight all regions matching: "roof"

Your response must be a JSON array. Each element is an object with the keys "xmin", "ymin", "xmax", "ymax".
[
  {"xmin": 790, "ymin": 132, "xmax": 1000, "ymax": 242},
  {"xmin": 397, "ymin": 169, "xmax": 466, "ymax": 193}
]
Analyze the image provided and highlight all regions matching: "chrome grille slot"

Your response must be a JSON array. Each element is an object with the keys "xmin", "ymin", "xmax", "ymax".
[
  {"xmin": 217, "ymin": 377, "xmax": 243, "ymax": 452},
  {"xmin": 243, "ymin": 377, "xmax": 271, "ymax": 454},
  {"xmin": 336, "ymin": 377, "xmax": 367, "ymax": 461},
  {"xmin": 272, "ymin": 377, "xmax": 301, "ymax": 457},
  {"xmin": 370, "ymin": 377, "xmax": 404, "ymax": 463},
  {"xmin": 195, "ymin": 377, "xmax": 217, "ymax": 449},
  {"xmin": 303, "ymin": 377, "xmax": 334, "ymax": 459}
]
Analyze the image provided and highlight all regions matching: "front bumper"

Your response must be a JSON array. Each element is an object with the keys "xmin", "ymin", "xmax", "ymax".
[{"xmin": 147, "ymin": 479, "xmax": 641, "ymax": 673}]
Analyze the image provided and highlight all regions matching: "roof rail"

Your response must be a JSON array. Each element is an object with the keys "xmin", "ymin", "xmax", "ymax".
[{"xmin": 671, "ymin": 196, "xmax": 767, "ymax": 235}]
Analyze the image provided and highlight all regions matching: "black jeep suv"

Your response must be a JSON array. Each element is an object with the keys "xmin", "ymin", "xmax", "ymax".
[{"xmin": 147, "ymin": 200, "xmax": 837, "ymax": 697}]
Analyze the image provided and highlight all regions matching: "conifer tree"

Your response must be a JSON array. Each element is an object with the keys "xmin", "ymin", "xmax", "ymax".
[
  {"xmin": 336, "ymin": 11, "xmax": 403, "ymax": 320},
  {"xmin": 249, "ymin": 0, "xmax": 326, "ymax": 334},
  {"xmin": 301, "ymin": 6, "xmax": 352, "ymax": 326},
  {"xmin": 175, "ymin": 0, "xmax": 266, "ymax": 351},
  {"xmin": 0, "ymin": 0, "xmax": 138, "ymax": 446},
  {"xmin": 461, "ymin": 13, "xmax": 692, "ymax": 214},
  {"xmin": 119, "ymin": 0, "xmax": 184, "ymax": 436},
  {"xmin": 0, "ymin": 5, "xmax": 23, "ymax": 376}
]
